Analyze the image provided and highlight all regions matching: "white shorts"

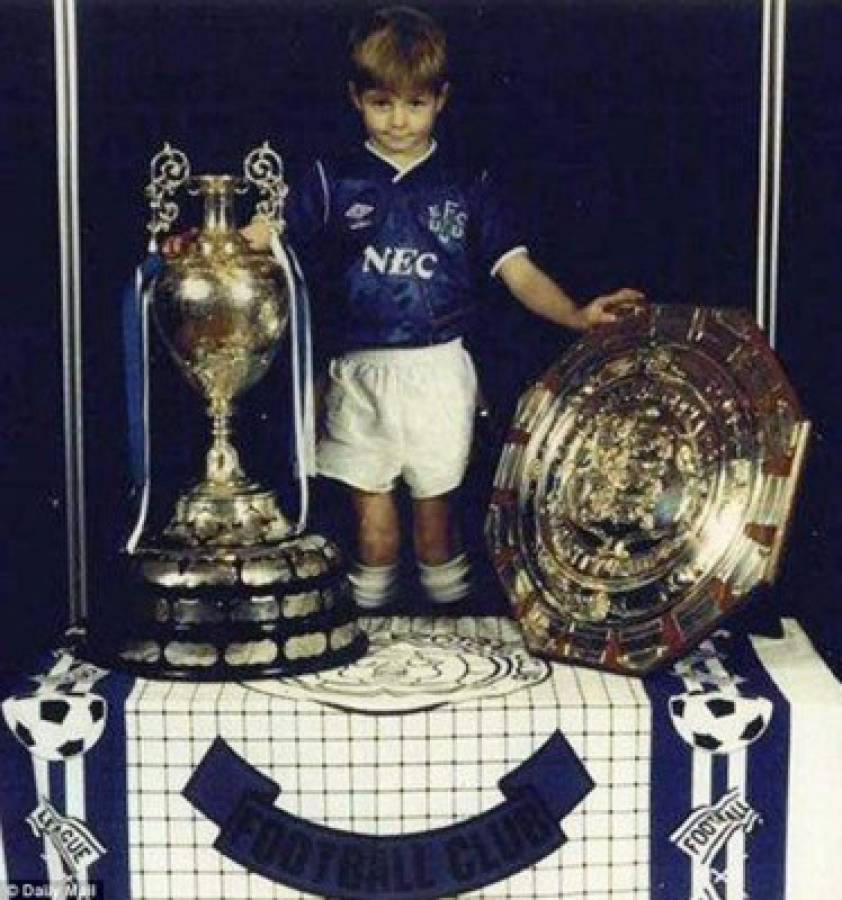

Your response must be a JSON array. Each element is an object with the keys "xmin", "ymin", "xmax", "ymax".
[{"xmin": 316, "ymin": 338, "xmax": 478, "ymax": 498}]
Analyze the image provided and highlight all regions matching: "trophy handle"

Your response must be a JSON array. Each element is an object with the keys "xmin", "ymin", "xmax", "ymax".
[
  {"xmin": 244, "ymin": 141, "xmax": 289, "ymax": 230},
  {"xmin": 145, "ymin": 143, "xmax": 191, "ymax": 253}
]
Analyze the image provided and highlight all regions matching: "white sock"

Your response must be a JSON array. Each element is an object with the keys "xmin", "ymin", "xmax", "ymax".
[
  {"xmin": 418, "ymin": 553, "xmax": 471, "ymax": 605},
  {"xmin": 349, "ymin": 562, "xmax": 399, "ymax": 609}
]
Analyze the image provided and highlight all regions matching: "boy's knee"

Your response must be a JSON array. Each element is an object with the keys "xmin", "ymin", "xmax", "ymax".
[
  {"xmin": 357, "ymin": 520, "xmax": 400, "ymax": 566},
  {"xmin": 413, "ymin": 505, "xmax": 459, "ymax": 565}
]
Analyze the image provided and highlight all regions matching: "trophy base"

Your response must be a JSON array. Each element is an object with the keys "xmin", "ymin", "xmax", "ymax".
[
  {"xmin": 94, "ymin": 532, "xmax": 367, "ymax": 681},
  {"xmin": 164, "ymin": 479, "xmax": 293, "ymax": 547}
]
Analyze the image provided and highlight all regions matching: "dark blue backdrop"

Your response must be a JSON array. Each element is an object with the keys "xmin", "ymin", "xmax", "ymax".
[
  {"xmin": 1, "ymin": 0, "xmax": 838, "ymax": 674},
  {"xmin": 0, "ymin": 0, "xmax": 66, "ymax": 669}
]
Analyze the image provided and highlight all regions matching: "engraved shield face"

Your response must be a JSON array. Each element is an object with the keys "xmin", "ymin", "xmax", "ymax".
[{"xmin": 487, "ymin": 305, "xmax": 809, "ymax": 675}]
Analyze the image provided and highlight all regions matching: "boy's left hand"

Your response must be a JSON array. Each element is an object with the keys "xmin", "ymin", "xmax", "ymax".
[{"xmin": 576, "ymin": 288, "xmax": 647, "ymax": 330}]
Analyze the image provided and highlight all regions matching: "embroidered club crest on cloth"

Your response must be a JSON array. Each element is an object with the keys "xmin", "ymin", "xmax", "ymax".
[{"xmin": 246, "ymin": 616, "xmax": 551, "ymax": 713}]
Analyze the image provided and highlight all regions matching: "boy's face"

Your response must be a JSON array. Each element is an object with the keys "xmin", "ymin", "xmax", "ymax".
[{"xmin": 350, "ymin": 83, "xmax": 448, "ymax": 166}]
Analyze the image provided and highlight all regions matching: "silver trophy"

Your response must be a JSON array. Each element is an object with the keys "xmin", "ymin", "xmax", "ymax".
[
  {"xmin": 487, "ymin": 303, "xmax": 809, "ymax": 675},
  {"xmin": 113, "ymin": 143, "xmax": 366, "ymax": 678}
]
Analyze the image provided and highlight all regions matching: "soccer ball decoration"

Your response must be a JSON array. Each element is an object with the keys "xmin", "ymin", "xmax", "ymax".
[
  {"xmin": 2, "ymin": 691, "xmax": 107, "ymax": 762},
  {"xmin": 668, "ymin": 691, "xmax": 772, "ymax": 755}
]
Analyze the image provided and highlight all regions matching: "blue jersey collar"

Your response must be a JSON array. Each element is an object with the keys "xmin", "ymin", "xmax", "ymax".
[{"xmin": 364, "ymin": 139, "xmax": 438, "ymax": 183}]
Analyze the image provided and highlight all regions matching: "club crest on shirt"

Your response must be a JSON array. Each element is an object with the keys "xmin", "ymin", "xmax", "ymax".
[{"xmin": 428, "ymin": 199, "xmax": 467, "ymax": 243}]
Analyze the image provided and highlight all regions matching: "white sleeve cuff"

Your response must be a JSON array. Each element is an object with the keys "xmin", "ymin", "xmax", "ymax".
[{"xmin": 491, "ymin": 245, "xmax": 528, "ymax": 278}]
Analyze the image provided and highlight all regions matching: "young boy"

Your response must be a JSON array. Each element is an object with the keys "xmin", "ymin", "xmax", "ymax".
[{"xmin": 242, "ymin": 5, "xmax": 643, "ymax": 609}]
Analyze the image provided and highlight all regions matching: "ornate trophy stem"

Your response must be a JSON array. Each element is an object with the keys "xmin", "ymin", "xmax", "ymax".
[{"xmin": 207, "ymin": 403, "xmax": 244, "ymax": 485}]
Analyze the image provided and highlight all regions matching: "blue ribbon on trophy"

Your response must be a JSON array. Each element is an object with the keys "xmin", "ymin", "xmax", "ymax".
[
  {"xmin": 121, "ymin": 142, "xmax": 315, "ymax": 553},
  {"xmin": 184, "ymin": 733, "xmax": 594, "ymax": 899}
]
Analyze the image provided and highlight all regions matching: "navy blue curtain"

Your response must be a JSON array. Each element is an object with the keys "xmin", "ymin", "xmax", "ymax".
[
  {"xmin": 4, "ymin": 0, "xmax": 838, "ymax": 671},
  {"xmin": 776, "ymin": 2, "xmax": 842, "ymax": 673},
  {"xmin": 0, "ymin": 0, "xmax": 67, "ymax": 672}
]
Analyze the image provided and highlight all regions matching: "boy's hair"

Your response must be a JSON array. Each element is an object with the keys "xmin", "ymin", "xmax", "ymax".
[{"xmin": 348, "ymin": 6, "xmax": 447, "ymax": 94}]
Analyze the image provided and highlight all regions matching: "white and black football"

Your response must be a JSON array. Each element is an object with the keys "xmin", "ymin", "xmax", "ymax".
[
  {"xmin": 2, "ymin": 691, "xmax": 107, "ymax": 762},
  {"xmin": 669, "ymin": 691, "xmax": 773, "ymax": 754}
]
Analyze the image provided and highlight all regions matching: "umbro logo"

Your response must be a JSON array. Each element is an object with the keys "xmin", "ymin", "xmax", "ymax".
[{"xmin": 344, "ymin": 203, "xmax": 375, "ymax": 229}]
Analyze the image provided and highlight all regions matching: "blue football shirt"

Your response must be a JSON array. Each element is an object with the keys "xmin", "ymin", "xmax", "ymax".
[{"xmin": 286, "ymin": 141, "xmax": 527, "ymax": 350}]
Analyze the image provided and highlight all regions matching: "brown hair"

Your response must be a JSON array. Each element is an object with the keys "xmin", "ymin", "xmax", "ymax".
[{"xmin": 348, "ymin": 6, "xmax": 448, "ymax": 94}]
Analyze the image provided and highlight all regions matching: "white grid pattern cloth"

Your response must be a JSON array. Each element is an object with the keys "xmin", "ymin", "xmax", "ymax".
[{"xmin": 128, "ymin": 616, "xmax": 650, "ymax": 899}]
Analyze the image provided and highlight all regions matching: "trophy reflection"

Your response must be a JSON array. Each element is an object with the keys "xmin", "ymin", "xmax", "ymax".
[{"xmin": 115, "ymin": 143, "xmax": 366, "ymax": 679}]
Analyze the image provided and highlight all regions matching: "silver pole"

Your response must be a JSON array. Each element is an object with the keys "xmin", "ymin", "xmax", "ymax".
[
  {"xmin": 768, "ymin": 0, "xmax": 787, "ymax": 350},
  {"xmin": 755, "ymin": 0, "xmax": 771, "ymax": 334},
  {"xmin": 54, "ymin": 0, "xmax": 87, "ymax": 623},
  {"xmin": 756, "ymin": 0, "xmax": 787, "ymax": 348}
]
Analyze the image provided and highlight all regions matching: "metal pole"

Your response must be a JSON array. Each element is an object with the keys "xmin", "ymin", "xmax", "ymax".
[
  {"xmin": 768, "ymin": 0, "xmax": 787, "ymax": 350},
  {"xmin": 756, "ymin": 0, "xmax": 771, "ymax": 335},
  {"xmin": 54, "ymin": 0, "xmax": 87, "ymax": 624},
  {"xmin": 756, "ymin": 0, "xmax": 787, "ymax": 348}
]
